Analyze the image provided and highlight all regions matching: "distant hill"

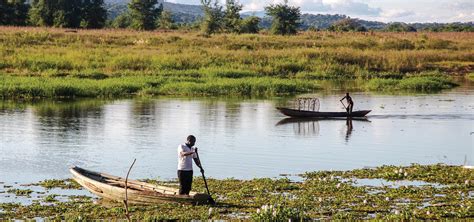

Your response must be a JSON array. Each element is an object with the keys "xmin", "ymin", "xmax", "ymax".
[
  {"xmin": 106, "ymin": 1, "xmax": 203, "ymax": 23},
  {"xmin": 105, "ymin": 1, "xmax": 473, "ymax": 31}
]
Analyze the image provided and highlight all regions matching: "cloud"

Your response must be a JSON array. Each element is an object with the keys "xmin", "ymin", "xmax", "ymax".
[
  {"xmin": 243, "ymin": 0, "xmax": 330, "ymax": 11},
  {"xmin": 292, "ymin": 0, "xmax": 330, "ymax": 11},
  {"xmin": 447, "ymin": 0, "xmax": 474, "ymax": 10},
  {"xmin": 322, "ymin": 0, "xmax": 381, "ymax": 15},
  {"xmin": 240, "ymin": 0, "xmax": 473, "ymax": 22},
  {"xmin": 381, "ymin": 9, "xmax": 415, "ymax": 18}
]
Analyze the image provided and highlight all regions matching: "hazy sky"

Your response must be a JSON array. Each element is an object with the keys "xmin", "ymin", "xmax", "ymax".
[{"xmin": 168, "ymin": 0, "xmax": 474, "ymax": 23}]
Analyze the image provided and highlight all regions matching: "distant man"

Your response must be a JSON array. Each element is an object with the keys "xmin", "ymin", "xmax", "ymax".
[
  {"xmin": 340, "ymin": 92, "xmax": 354, "ymax": 114},
  {"xmin": 177, "ymin": 135, "xmax": 203, "ymax": 195}
]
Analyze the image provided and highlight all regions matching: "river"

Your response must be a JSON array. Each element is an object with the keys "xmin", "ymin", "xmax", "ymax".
[{"xmin": 1, "ymin": 85, "xmax": 473, "ymax": 186}]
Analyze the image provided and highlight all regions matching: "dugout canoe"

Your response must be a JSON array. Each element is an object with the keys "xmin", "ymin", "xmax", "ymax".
[
  {"xmin": 70, "ymin": 166, "xmax": 211, "ymax": 205},
  {"xmin": 276, "ymin": 107, "xmax": 371, "ymax": 118}
]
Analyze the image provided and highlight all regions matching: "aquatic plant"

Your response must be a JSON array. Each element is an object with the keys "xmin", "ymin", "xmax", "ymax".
[
  {"xmin": 0, "ymin": 164, "xmax": 471, "ymax": 220},
  {"xmin": 35, "ymin": 179, "xmax": 82, "ymax": 189},
  {"xmin": 6, "ymin": 189, "xmax": 33, "ymax": 196}
]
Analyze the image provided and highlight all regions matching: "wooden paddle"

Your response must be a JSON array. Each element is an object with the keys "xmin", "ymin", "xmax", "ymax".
[
  {"xmin": 340, "ymin": 100, "xmax": 348, "ymax": 112},
  {"xmin": 195, "ymin": 148, "xmax": 216, "ymax": 205}
]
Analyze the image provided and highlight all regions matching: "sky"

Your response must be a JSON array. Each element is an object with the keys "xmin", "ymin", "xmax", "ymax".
[{"xmin": 168, "ymin": 0, "xmax": 474, "ymax": 23}]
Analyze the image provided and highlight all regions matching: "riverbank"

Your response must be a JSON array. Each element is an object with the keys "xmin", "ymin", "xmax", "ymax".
[
  {"xmin": 1, "ymin": 164, "xmax": 472, "ymax": 220},
  {"xmin": 1, "ymin": 27, "xmax": 472, "ymax": 98}
]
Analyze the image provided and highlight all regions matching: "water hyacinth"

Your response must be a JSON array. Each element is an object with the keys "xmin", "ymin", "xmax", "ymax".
[{"xmin": 1, "ymin": 164, "xmax": 473, "ymax": 220}]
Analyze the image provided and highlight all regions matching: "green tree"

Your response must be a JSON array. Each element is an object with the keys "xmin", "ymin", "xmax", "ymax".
[
  {"xmin": 112, "ymin": 12, "xmax": 132, "ymax": 28},
  {"xmin": 385, "ymin": 22, "xmax": 416, "ymax": 32},
  {"xmin": 223, "ymin": 0, "xmax": 242, "ymax": 33},
  {"xmin": 28, "ymin": 0, "xmax": 48, "ymax": 26},
  {"xmin": 328, "ymin": 18, "xmax": 367, "ymax": 32},
  {"xmin": 29, "ymin": 0, "xmax": 83, "ymax": 28},
  {"xmin": 81, "ymin": 0, "xmax": 107, "ymax": 28},
  {"xmin": 240, "ymin": 16, "xmax": 260, "ymax": 33},
  {"xmin": 158, "ymin": 10, "xmax": 175, "ymax": 29},
  {"xmin": 2, "ymin": 0, "xmax": 29, "ymax": 25},
  {"xmin": 128, "ymin": 0, "xmax": 163, "ymax": 30},
  {"xmin": 200, "ymin": 0, "xmax": 223, "ymax": 35},
  {"xmin": 265, "ymin": 0, "xmax": 301, "ymax": 35},
  {"xmin": 0, "ymin": 0, "xmax": 10, "ymax": 25}
]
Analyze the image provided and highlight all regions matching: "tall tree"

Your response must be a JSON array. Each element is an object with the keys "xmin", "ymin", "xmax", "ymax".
[
  {"xmin": 81, "ymin": 0, "xmax": 107, "ymax": 28},
  {"xmin": 29, "ymin": 0, "xmax": 53, "ymax": 26},
  {"xmin": 200, "ymin": 0, "xmax": 223, "ymax": 35},
  {"xmin": 223, "ymin": 0, "xmax": 242, "ymax": 33},
  {"xmin": 265, "ymin": 0, "xmax": 301, "ymax": 35},
  {"xmin": 29, "ymin": 0, "xmax": 83, "ymax": 28},
  {"xmin": 112, "ymin": 12, "xmax": 132, "ymax": 28},
  {"xmin": 1, "ymin": 0, "xmax": 29, "ymax": 25},
  {"xmin": 158, "ymin": 10, "xmax": 174, "ymax": 29},
  {"xmin": 128, "ymin": 0, "xmax": 163, "ymax": 30},
  {"xmin": 0, "ymin": 0, "xmax": 11, "ymax": 25}
]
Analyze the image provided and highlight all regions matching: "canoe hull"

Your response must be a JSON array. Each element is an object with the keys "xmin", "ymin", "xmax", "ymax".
[
  {"xmin": 70, "ymin": 166, "xmax": 210, "ymax": 205},
  {"xmin": 277, "ymin": 107, "xmax": 371, "ymax": 118}
]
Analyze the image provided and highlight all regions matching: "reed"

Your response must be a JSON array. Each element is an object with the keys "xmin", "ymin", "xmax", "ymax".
[{"xmin": 0, "ymin": 27, "xmax": 471, "ymax": 98}]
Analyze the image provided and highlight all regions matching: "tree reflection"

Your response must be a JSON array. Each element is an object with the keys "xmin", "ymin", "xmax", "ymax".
[{"xmin": 32, "ymin": 99, "xmax": 107, "ymax": 142}]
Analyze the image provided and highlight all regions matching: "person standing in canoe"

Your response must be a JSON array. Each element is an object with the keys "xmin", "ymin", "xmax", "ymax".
[
  {"xmin": 340, "ymin": 93, "xmax": 354, "ymax": 114},
  {"xmin": 177, "ymin": 135, "xmax": 203, "ymax": 195}
]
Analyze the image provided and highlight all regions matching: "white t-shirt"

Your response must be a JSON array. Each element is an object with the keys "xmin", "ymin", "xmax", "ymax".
[{"xmin": 177, "ymin": 143, "xmax": 197, "ymax": 171}]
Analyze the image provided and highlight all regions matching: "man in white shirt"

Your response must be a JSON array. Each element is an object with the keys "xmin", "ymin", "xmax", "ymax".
[{"xmin": 177, "ymin": 135, "xmax": 203, "ymax": 195}]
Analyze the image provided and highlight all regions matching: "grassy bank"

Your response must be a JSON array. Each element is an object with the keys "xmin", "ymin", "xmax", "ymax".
[
  {"xmin": 0, "ymin": 27, "xmax": 472, "ymax": 98},
  {"xmin": 0, "ymin": 164, "xmax": 472, "ymax": 220},
  {"xmin": 0, "ymin": 75, "xmax": 318, "ymax": 98}
]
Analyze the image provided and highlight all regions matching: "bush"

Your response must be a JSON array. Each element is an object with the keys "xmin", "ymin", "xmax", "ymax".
[{"xmin": 381, "ymin": 39, "xmax": 415, "ymax": 50}]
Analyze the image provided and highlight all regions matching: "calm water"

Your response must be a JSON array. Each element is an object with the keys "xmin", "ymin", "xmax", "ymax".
[{"xmin": 1, "ymin": 87, "xmax": 473, "ymax": 185}]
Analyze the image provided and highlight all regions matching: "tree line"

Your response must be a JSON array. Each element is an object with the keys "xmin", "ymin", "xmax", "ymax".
[
  {"xmin": 1, "ymin": 0, "xmax": 472, "ymax": 34},
  {"xmin": 0, "ymin": 0, "xmax": 301, "ymax": 35}
]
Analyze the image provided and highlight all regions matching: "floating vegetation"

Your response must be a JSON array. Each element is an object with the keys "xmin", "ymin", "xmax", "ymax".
[
  {"xmin": 35, "ymin": 179, "xmax": 82, "ymax": 190},
  {"xmin": 43, "ymin": 194, "xmax": 59, "ymax": 203},
  {"xmin": 0, "ymin": 164, "xmax": 472, "ymax": 220},
  {"xmin": 6, "ymin": 189, "xmax": 33, "ymax": 196}
]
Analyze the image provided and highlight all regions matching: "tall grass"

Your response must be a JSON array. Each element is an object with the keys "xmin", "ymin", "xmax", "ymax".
[
  {"xmin": 0, "ymin": 27, "xmax": 471, "ymax": 98},
  {"xmin": 0, "ymin": 76, "xmax": 319, "ymax": 98},
  {"xmin": 366, "ymin": 76, "xmax": 458, "ymax": 92}
]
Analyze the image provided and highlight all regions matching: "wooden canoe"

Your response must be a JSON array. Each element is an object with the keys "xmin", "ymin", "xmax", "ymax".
[
  {"xmin": 70, "ymin": 166, "xmax": 211, "ymax": 205},
  {"xmin": 277, "ymin": 107, "xmax": 371, "ymax": 118}
]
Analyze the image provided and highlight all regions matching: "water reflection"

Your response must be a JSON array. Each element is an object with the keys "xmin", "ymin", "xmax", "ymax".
[
  {"xmin": 276, "ymin": 118, "xmax": 320, "ymax": 136},
  {"xmin": 0, "ymin": 88, "xmax": 473, "ymax": 185},
  {"xmin": 276, "ymin": 117, "xmax": 370, "ymax": 142},
  {"xmin": 346, "ymin": 118, "xmax": 353, "ymax": 142}
]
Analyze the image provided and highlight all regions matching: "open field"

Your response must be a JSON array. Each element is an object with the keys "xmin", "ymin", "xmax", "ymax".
[
  {"xmin": 0, "ymin": 164, "xmax": 472, "ymax": 220},
  {"xmin": 1, "ymin": 27, "xmax": 473, "ymax": 98}
]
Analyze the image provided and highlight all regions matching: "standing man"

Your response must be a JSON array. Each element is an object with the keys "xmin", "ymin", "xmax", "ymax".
[
  {"xmin": 340, "ymin": 92, "xmax": 354, "ymax": 114},
  {"xmin": 177, "ymin": 135, "xmax": 203, "ymax": 195}
]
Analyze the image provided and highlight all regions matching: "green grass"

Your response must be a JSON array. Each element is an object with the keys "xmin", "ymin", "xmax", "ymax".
[
  {"xmin": 0, "ymin": 75, "xmax": 319, "ymax": 98},
  {"xmin": 0, "ymin": 27, "xmax": 471, "ymax": 98},
  {"xmin": 0, "ymin": 164, "xmax": 472, "ymax": 220},
  {"xmin": 365, "ymin": 76, "xmax": 458, "ymax": 92}
]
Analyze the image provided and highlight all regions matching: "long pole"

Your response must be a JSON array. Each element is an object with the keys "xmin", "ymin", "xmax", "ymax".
[
  {"xmin": 195, "ymin": 149, "xmax": 216, "ymax": 205},
  {"xmin": 340, "ymin": 100, "xmax": 347, "ymax": 110}
]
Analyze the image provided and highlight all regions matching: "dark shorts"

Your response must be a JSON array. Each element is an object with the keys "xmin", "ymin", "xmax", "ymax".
[{"xmin": 177, "ymin": 170, "xmax": 193, "ymax": 195}]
